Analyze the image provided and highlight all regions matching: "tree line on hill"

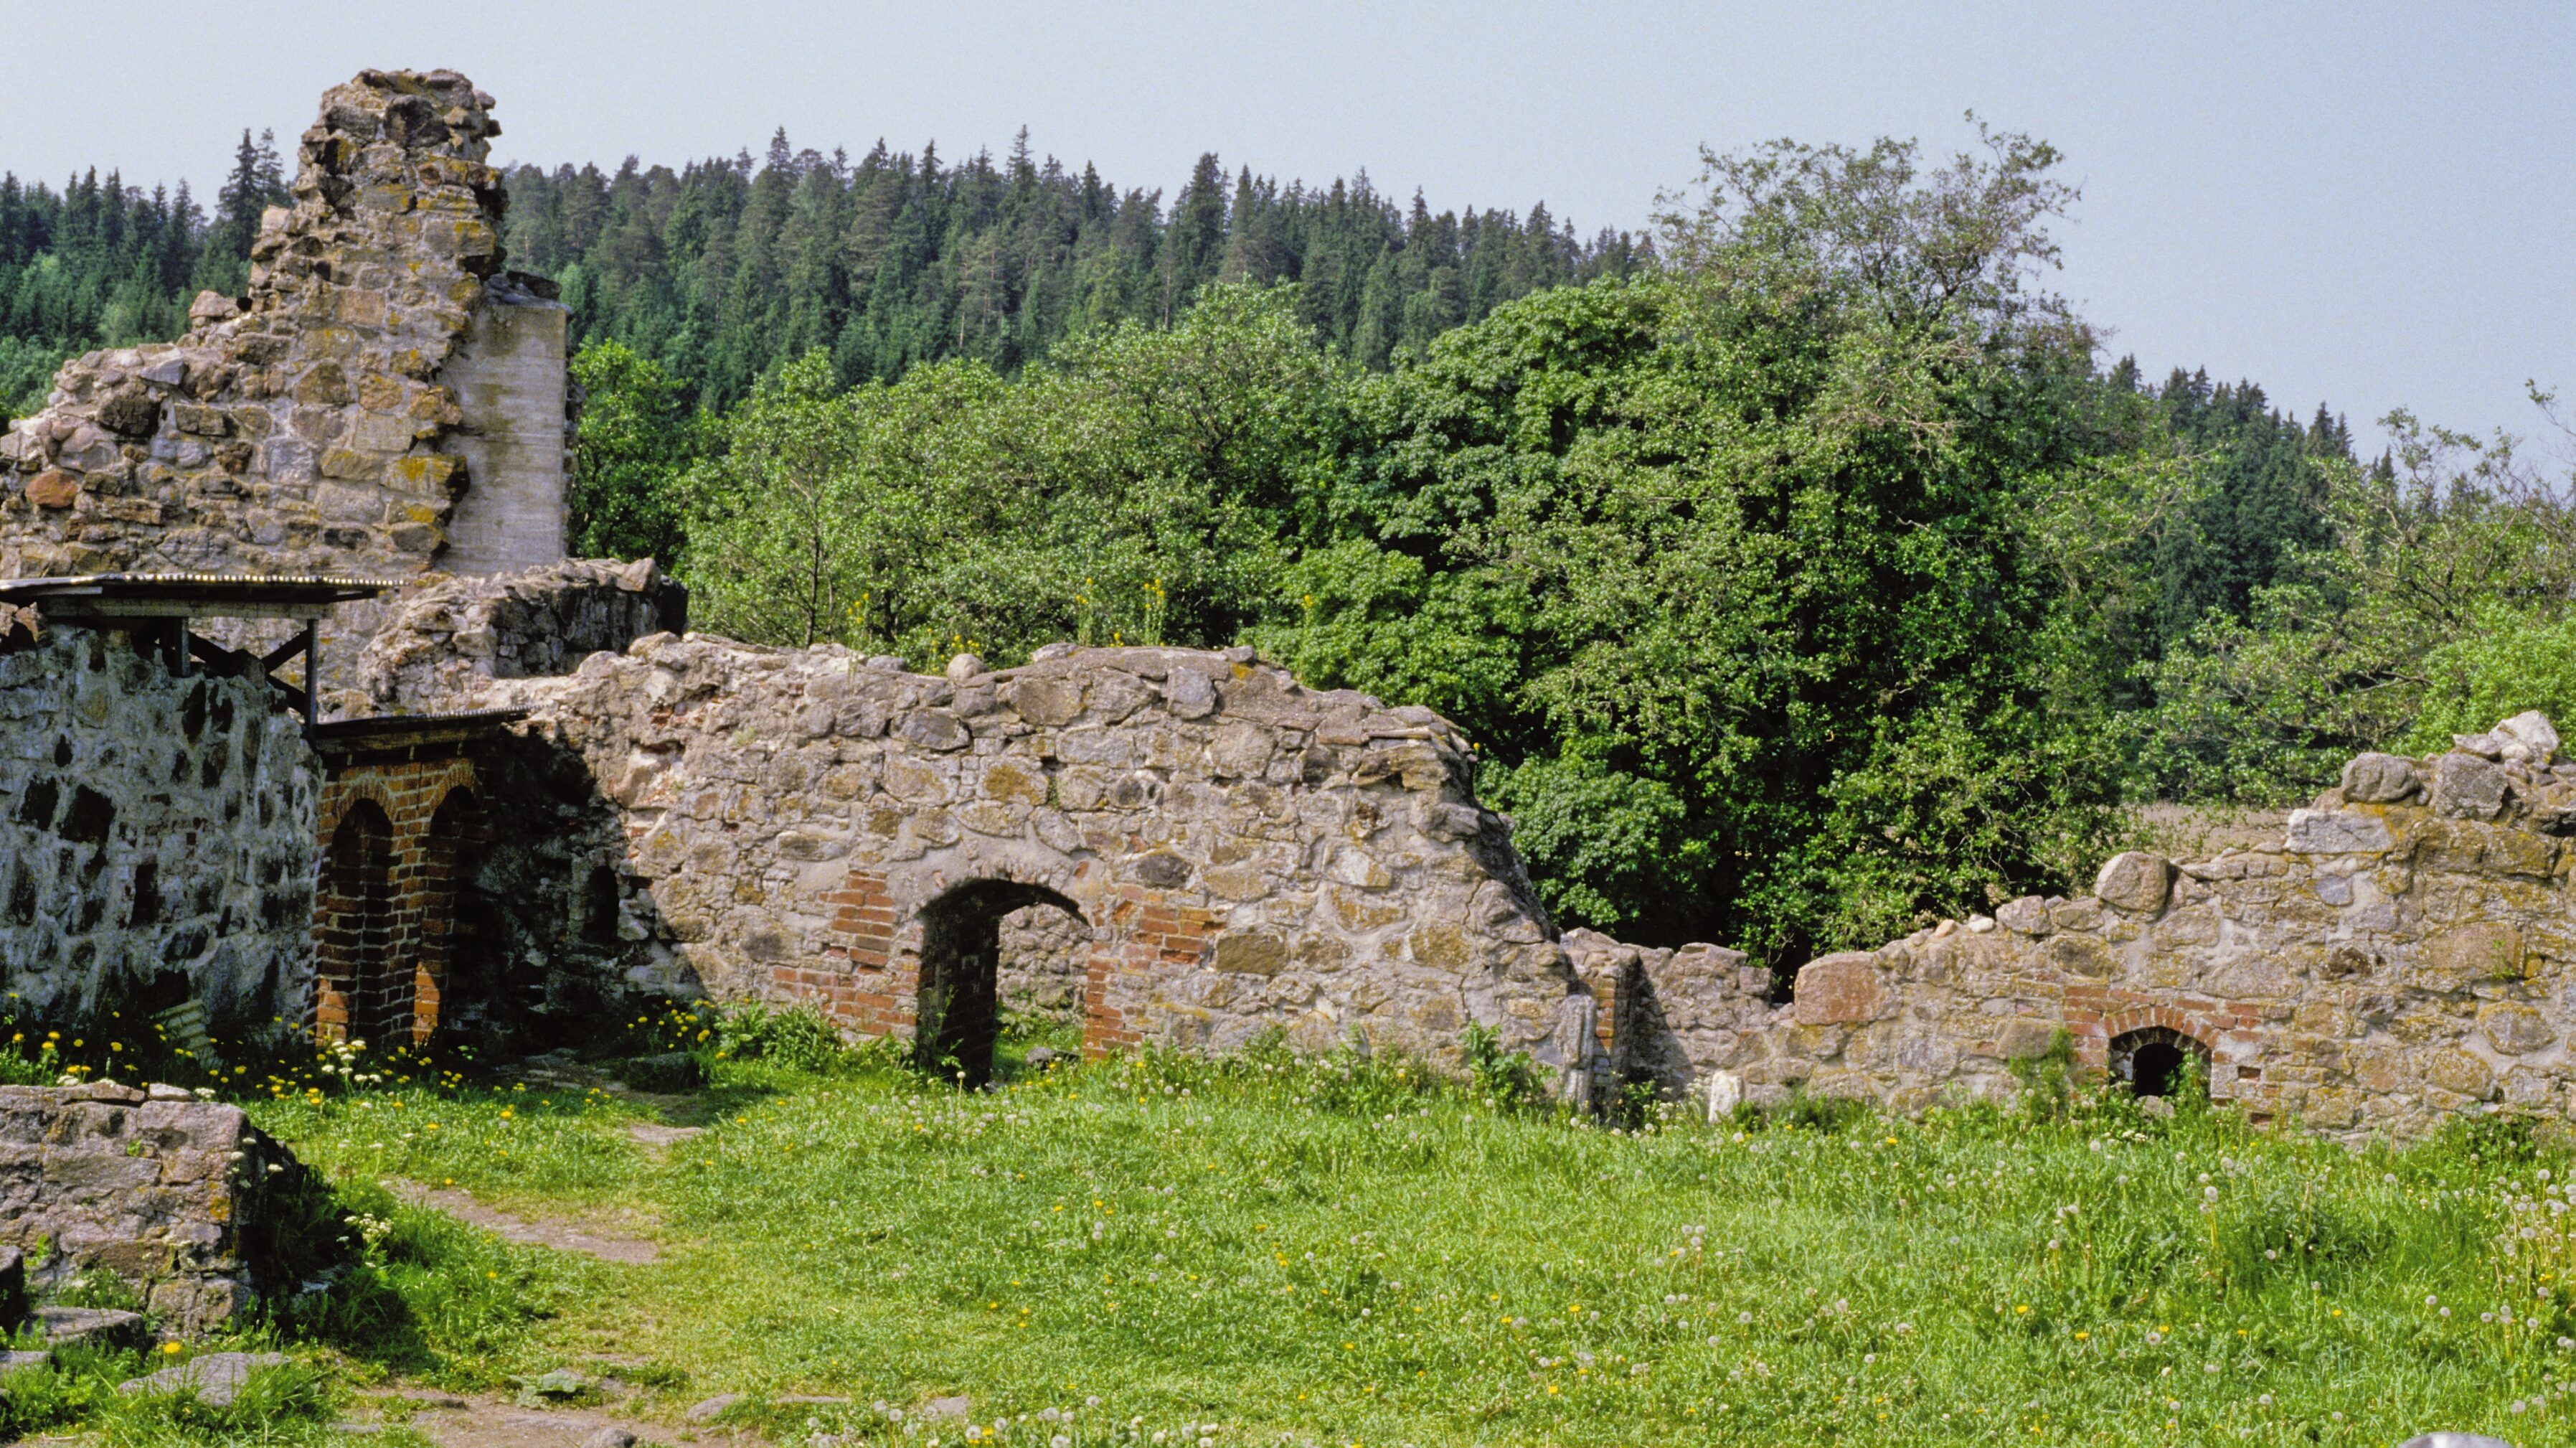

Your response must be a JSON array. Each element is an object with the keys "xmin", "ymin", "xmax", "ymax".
[
  {"xmin": 6, "ymin": 121, "xmax": 2564, "ymax": 970},
  {"xmin": 0, "ymin": 129, "xmax": 288, "ymax": 418},
  {"xmin": 499, "ymin": 129, "xmax": 1652, "ymax": 408}
]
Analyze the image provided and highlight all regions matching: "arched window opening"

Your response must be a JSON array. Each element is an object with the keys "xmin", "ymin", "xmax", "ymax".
[
  {"xmin": 2109, "ymin": 1025, "xmax": 2209, "ymax": 1099},
  {"xmin": 916, "ymin": 880, "xmax": 1085, "ymax": 1089},
  {"xmin": 316, "ymin": 801, "xmax": 394, "ymax": 1043}
]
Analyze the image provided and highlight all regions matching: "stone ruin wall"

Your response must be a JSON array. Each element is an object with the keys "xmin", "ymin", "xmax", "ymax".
[
  {"xmin": 1581, "ymin": 713, "xmax": 2576, "ymax": 1141},
  {"xmin": 0, "ymin": 1081, "xmax": 319, "ymax": 1333},
  {"xmin": 366, "ymin": 616, "xmax": 1610, "ymax": 1083},
  {"xmin": 0, "ymin": 70, "xmax": 567, "ymax": 705},
  {"xmin": 0, "ymin": 619, "xmax": 315, "ymax": 1033},
  {"xmin": 359, "ymin": 566, "xmax": 2576, "ymax": 1136},
  {"xmin": 355, "ymin": 558, "xmax": 687, "ymax": 708}
]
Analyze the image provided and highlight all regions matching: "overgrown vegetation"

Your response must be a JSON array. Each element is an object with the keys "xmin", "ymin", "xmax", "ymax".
[{"xmin": 246, "ymin": 1018, "xmax": 2576, "ymax": 1445}]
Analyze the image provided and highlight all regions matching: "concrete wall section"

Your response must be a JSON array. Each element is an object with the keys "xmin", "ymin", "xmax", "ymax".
[{"xmin": 438, "ymin": 291, "xmax": 570, "ymax": 575}]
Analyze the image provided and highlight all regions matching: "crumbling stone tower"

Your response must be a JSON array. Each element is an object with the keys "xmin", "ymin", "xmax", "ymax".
[{"xmin": 0, "ymin": 70, "xmax": 568, "ymax": 689}]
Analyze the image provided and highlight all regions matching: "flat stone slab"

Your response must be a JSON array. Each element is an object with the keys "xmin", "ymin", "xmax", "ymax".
[
  {"xmin": 119, "ymin": 1351, "xmax": 289, "ymax": 1407},
  {"xmin": 34, "ymin": 1305, "xmax": 146, "ymax": 1350}
]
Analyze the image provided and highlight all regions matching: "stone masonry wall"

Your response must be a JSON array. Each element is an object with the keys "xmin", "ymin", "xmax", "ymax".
[
  {"xmin": 376, "ymin": 626, "xmax": 1608, "ymax": 1082},
  {"xmin": 0, "ymin": 1081, "xmax": 318, "ymax": 1333},
  {"xmin": 354, "ymin": 558, "xmax": 686, "ymax": 713},
  {"xmin": 1607, "ymin": 713, "xmax": 2576, "ymax": 1141},
  {"xmin": 354, "ymin": 568, "xmax": 2576, "ymax": 1135},
  {"xmin": 0, "ymin": 624, "xmax": 315, "ymax": 1030},
  {"xmin": 0, "ymin": 70, "xmax": 567, "ymax": 698}
]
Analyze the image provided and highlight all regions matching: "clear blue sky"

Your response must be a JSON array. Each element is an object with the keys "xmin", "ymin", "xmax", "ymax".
[{"xmin": 6, "ymin": 1, "xmax": 2568, "ymax": 451}]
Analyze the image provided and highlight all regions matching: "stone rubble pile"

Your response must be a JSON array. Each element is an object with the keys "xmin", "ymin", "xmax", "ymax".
[{"xmin": 352, "ymin": 556, "xmax": 684, "ymax": 715}]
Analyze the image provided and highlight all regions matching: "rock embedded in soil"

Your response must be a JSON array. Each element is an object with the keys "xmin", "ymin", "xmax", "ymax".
[{"xmin": 118, "ymin": 1351, "xmax": 288, "ymax": 1408}]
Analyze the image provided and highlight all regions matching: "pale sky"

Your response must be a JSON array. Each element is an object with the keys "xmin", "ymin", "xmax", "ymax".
[{"xmin": 4, "ymin": 1, "xmax": 2568, "ymax": 451}]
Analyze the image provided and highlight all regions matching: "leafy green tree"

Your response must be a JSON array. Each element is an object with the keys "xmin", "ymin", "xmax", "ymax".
[
  {"xmin": 567, "ymin": 340, "xmax": 701, "ymax": 562},
  {"xmin": 677, "ymin": 284, "xmax": 1341, "ymax": 663},
  {"xmin": 2138, "ymin": 402, "xmax": 2576, "ymax": 796},
  {"xmin": 1255, "ymin": 131, "xmax": 2133, "ymax": 962},
  {"xmin": 679, "ymin": 351, "xmax": 874, "ymax": 647}
]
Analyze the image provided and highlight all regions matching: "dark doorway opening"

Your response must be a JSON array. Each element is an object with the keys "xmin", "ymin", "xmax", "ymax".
[
  {"xmin": 2109, "ymin": 1025, "xmax": 2208, "ymax": 1099},
  {"xmin": 915, "ymin": 880, "xmax": 1083, "ymax": 1089},
  {"xmin": 318, "ymin": 801, "xmax": 395, "ymax": 1042},
  {"xmin": 417, "ymin": 789, "xmax": 485, "ymax": 1046}
]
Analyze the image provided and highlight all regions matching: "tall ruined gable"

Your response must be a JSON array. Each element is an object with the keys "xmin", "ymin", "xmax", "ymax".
[{"xmin": 0, "ymin": 69, "xmax": 558, "ymax": 583}]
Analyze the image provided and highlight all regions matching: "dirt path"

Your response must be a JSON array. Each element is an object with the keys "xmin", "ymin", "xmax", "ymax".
[
  {"xmin": 391, "ymin": 1181, "xmax": 663, "ymax": 1265},
  {"xmin": 353, "ymin": 1391, "xmax": 767, "ymax": 1448}
]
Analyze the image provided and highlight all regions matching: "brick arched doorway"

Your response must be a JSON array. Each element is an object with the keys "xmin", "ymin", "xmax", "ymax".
[
  {"xmin": 315, "ymin": 800, "xmax": 395, "ymax": 1043},
  {"xmin": 414, "ymin": 788, "xmax": 484, "ymax": 1046},
  {"xmin": 915, "ymin": 879, "xmax": 1084, "ymax": 1089}
]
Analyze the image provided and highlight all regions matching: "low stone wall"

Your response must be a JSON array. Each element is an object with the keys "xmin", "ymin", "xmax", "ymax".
[
  {"xmin": 0, "ymin": 1082, "xmax": 316, "ymax": 1333},
  {"xmin": 352, "ymin": 566, "xmax": 2576, "ymax": 1135},
  {"xmin": 1617, "ymin": 715, "xmax": 2576, "ymax": 1140},
  {"xmin": 0, "ymin": 625, "xmax": 314, "ymax": 1030},
  {"xmin": 381, "ymin": 629, "xmax": 1605, "ymax": 1083}
]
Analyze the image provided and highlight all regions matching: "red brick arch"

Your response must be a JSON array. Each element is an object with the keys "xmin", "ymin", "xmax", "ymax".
[
  {"xmin": 312, "ymin": 757, "xmax": 478, "ymax": 1045},
  {"xmin": 791, "ymin": 860, "xmax": 1214, "ymax": 1063}
]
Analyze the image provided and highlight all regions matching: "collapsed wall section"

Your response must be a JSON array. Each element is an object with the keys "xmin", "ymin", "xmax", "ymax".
[
  {"xmin": 0, "ymin": 70, "xmax": 568, "ymax": 702},
  {"xmin": 0, "ymin": 623, "xmax": 315, "ymax": 1030},
  {"xmin": 354, "ymin": 558, "xmax": 686, "ymax": 709},
  {"xmin": 1613, "ymin": 715, "xmax": 2576, "ymax": 1141},
  {"xmin": 0, "ymin": 1082, "xmax": 323, "ymax": 1332}
]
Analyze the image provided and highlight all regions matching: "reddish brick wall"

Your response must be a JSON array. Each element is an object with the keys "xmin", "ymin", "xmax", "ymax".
[
  {"xmin": 775, "ymin": 866, "xmax": 1217, "ymax": 1060},
  {"xmin": 313, "ymin": 756, "xmax": 478, "ymax": 1047},
  {"xmin": 1085, "ymin": 888, "xmax": 1217, "ymax": 1058},
  {"xmin": 788, "ymin": 868, "xmax": 907, "ymax": 1036}
]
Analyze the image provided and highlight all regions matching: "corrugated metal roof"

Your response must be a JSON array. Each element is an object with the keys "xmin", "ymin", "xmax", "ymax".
[{"xmin": 0, "ymin": 573, "xmax": 404, "ymax": 608}]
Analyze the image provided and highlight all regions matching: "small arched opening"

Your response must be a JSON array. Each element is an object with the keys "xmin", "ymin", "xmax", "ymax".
[
  {"xmin": 316, "ymin": 800, "xmax": 395, "ymax": 1043},
  {"xmin": 915, "ymin": 880, "xmax": 1085, "ymax": 1089},
  {"xmin": 2109, "ymin": 1025, "xmax": 2209, "ymax": 1100},
  {"xmin": 416, "ymin": 789, "xmax": 486, "ymax": 1046}
]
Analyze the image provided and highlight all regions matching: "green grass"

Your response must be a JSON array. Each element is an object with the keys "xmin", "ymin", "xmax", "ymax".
[{"xmin": 227, "ymin": 1023, "xmax": 2572, "ymax": 1447}]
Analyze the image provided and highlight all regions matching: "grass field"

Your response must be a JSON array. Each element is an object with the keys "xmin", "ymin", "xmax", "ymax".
[
  {"xmin": 148, "ymin": 1010, "xmax": 2560, "ymax": 1448},
  {"xmin": 0, "ymin": 1010, "xmax": 2560, "ymax": 1444}
]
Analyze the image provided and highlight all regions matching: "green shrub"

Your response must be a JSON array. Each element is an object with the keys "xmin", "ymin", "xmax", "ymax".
[
  {"xmin": 1461, "ymin": 1024, "xmax": 1546, "ymax": 1115},
  {"xmin": 714, "ymin": 1003, "xmax": 852, "ymax": 1074}
]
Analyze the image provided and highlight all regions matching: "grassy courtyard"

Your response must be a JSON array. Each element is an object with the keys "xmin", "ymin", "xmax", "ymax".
[{"xmin": 143, "ymin": 1012, "xmax": 2562, "ymax": 1448}]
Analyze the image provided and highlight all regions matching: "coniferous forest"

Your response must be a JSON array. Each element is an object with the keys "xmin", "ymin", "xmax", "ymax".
[{"xmin": 8, "ymin": 123, "xmax": 2569, "ymax": 967}]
